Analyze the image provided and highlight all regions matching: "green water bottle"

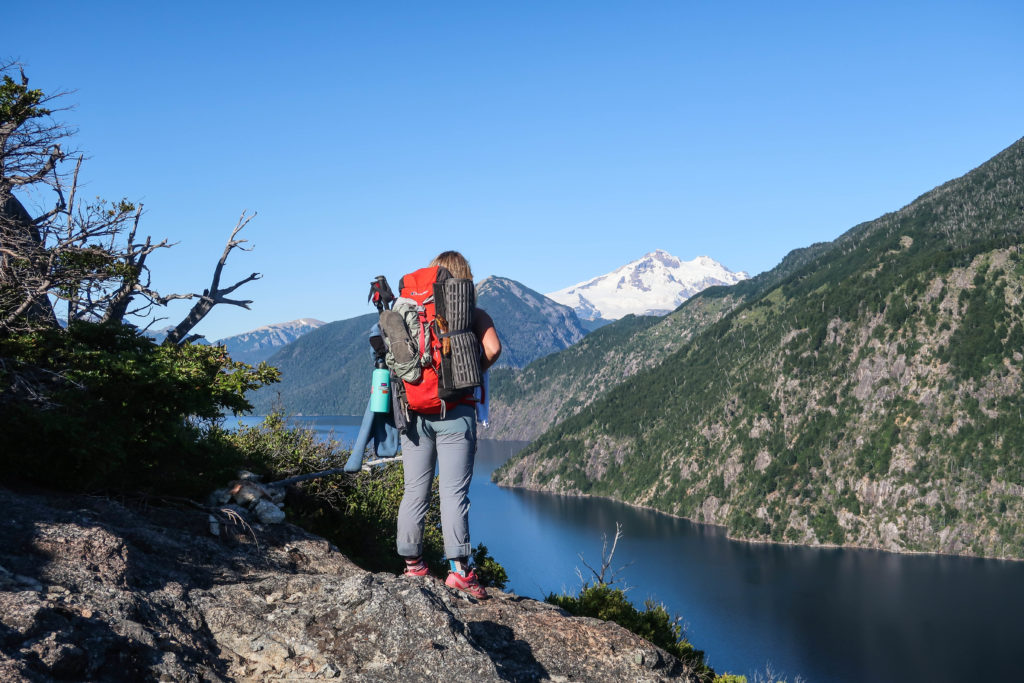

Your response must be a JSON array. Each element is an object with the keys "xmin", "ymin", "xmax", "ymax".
[{"xmin": 370, "ymin": 366, "xmax": 391, "ymax": 413}]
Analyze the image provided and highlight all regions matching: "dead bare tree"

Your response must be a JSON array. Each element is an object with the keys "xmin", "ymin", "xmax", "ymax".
[
  {"xmin": 164, "ymin": 211, "xmax": 261, "ymax": 345},
  {"xmin": 0, "ymin": 63, "xmax": 261, "ymax": 340},
  {"xmin": 576, "ymin": 522, "xmax": 633, "ymax": 587}
]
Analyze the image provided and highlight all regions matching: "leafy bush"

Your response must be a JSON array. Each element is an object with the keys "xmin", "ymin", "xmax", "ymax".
[
  {"xmin": 231, "ymin": 413, "xmax": 443, "ymax": 572},
  {"xmin": 471, "ymin": 543, "xmax": 508, "ymax": 590},
  {"xmin": 547, "ymin": 582, "xmax": 714, "ymax": 681},
  {"xmin": 810, "ymin": 508, "xmax": 845, "ymax": 545},
  {"xmin": 0, "ymin": 321, "xmax": 279, "ymax": 496}
]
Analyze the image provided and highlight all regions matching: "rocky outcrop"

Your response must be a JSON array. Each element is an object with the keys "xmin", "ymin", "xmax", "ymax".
[{"xmin": 0, "ymin": 487, "xmax": 699, "ymax": 681}]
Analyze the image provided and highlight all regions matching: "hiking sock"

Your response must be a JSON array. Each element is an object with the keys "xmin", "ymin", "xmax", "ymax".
[
  {"xmin": 449, "ymin": 558, "xmax": 469, "ymax": 576},
  {"xmin": 404, "ymin": 556, "xmax": 429, "ymax": 576}
]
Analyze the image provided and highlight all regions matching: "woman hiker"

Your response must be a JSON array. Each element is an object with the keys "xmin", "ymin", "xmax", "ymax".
[{"xmin": 396, "ymin": 250, "xmax": 501, "ymax": 598}]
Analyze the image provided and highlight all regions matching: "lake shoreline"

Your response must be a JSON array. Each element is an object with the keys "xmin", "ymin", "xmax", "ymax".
[
  {"xmin": 243, "ymin": 424, "xmax": 1023, "ymax": 563},
  {"xmin": 492, "ymin": 480, "xmax": 1024, "ymax": 564}
]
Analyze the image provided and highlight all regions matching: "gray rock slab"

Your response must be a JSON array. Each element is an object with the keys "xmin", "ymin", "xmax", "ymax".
[{"xmin": 0, "ymin": 486, "xmax": 699, "ymax": 681}]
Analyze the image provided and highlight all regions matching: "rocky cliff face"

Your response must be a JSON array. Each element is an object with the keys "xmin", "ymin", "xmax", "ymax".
[{"xmin": 0, "ymin": 487, "xmax": 699, "ymax": 681}]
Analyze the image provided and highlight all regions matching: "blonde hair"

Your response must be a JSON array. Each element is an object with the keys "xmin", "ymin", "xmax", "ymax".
[{"xmin": 430, "ymin": 251, "xmax": 473, "ymax": 280}]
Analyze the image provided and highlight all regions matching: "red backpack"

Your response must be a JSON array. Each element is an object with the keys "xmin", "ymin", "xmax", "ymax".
[{"xmin": 387, "ymin": 265, "xmax": 482, "ymax": 415}]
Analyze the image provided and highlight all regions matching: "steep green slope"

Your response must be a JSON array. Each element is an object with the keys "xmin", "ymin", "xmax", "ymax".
[
  {"xmin": 250, "ymin": 313, "xmax": 378, "ymax": 416},
  {"xmin": 496, "ymin": 137, "xmax": 1024, "ymax": 559},
  {"xmin": 489, "ymin": 307, "xmax": 722, "ymax": 440}
]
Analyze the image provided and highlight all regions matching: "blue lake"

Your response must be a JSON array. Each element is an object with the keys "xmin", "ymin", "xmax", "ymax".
[{"xmin": 233, "ymin": 415, "xmax": 1024, "ymax": 682}]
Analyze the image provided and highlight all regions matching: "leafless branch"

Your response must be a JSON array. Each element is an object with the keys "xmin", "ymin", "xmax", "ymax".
[
  {"xmin": 7, "ymin": 144, "xmax": 63, "ymax": 186},
  {"xmin": 271, "ymin": 467, "xmax": 353, "ymax": 488},
  {"xmin": 577, "ymin": 522, "xmax": 632, "ymax": 587},
  {"xmin": 2, "ymin": 64, "xmax": 263, "ymax": 344},
  {"xmin": 164, "ymin": 211, "xmax": 261, "ymax": 345},
  {"xmin": 0, "ymin": 356, "xmax": 84, "ymax": 410}
]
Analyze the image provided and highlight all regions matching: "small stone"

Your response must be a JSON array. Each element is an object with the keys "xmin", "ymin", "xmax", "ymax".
[
  {"xmin": 266, "ymin": 485, "xmax": 287, "ymax": 504},
  {"xmin": 254, "ymin": 499, "xmax": 286, "ymax": 524},
  {"xmin": 634, "ymin": 651, "xmax": 645, "ymax": 665},
  {"xmin": 231, "ymin": 481, "xmax": 267, "ymax": 507},
  {"xmin": 208, "ymin": 488, "xmax": 232, "ymax": 505}
]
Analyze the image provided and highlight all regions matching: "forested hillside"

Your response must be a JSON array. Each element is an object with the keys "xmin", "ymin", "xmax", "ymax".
[
  {"xmin": 496, "ymin": 137, "xmax": 1024, "ymax": 560},
  {"xmin": 250, "ymin": 313, "xmax": 378, "ymax": 416}
]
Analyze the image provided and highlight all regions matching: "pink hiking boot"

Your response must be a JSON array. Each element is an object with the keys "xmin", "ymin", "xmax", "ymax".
[{"xmin": 445, "ymin": 569, "xmax": 488, "ymax": 599}]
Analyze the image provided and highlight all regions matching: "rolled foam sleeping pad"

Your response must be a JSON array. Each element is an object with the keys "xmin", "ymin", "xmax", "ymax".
[{"xmin": 436, "ymin": 278, "xmax": 482, "ymax": 390}]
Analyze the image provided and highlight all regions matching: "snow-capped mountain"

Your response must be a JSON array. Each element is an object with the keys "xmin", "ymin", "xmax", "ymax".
[
  {"xmin": 216, "ymin": 318, "xmax": 326, "ymax": 364},
  {"xmin": 546, "ymin": 250, "xmax": 748, "ymax": 321}
]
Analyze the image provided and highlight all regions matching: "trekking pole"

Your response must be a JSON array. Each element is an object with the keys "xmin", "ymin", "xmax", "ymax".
[{"xmin": 368, "ymin": 275, "xmax": 395, "ymax": 313}]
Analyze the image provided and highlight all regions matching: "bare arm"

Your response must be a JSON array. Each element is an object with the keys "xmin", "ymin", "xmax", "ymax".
[{"xmin": 474, "ymin": 308, "xmax": 501, "ymax": 371}]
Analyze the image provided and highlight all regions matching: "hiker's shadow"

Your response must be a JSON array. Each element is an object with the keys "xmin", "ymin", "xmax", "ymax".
[{"xmin": 466, "ymin": 620, "xmax": 549, "ymax": 682}]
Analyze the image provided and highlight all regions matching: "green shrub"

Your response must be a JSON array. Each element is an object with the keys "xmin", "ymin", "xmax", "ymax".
[
  {"xmin": 232, "ymin": 414, "xmax": 443, "ymax": 572},
  {"xmin": 811, "ymin": 508, "xmax": 845, "ymax": 545},
  {"xmin": 547, "ymin": 583, "xmax": 713, "ymax": 680},
  {"xmin": 0, "ymin": 321, "xmax": 279, "ymax": 496},
  {"xmin": 471, "ymin": 543, "xmax": 508, "ymax": 590}
]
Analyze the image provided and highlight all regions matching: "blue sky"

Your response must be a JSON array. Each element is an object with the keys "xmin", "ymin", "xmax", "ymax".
[{"xmin": 7, "ymin": 2, "xmax": 1024, "ymax": 340}]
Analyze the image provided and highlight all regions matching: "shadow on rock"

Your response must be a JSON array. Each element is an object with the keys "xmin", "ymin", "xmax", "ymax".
[
  {"xmin": 467, "ymin": 620, "xmax": 549, "ymax": 682},
  {"xmin": 0, "ymin": 487, "xmax": 271, "ymax": 681}
]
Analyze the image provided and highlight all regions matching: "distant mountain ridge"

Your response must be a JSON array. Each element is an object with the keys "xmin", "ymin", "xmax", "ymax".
[
  {"xmin": 250, "ymin": 313, "xmax": 379, "ymax": 416},
  {"xmin": 216, "ymin": 318, "xmax": 325, "ymax": 364},
  {"xmin": 250, "ymin": 276, "xmax": 592, "ymax": 415},
  {"xmin": 547, "ymin": 250, "xmax": 748, "ymax": 320},
  {"xmin": 476, "ymin": 276, "xmax": 588, "ymax": 369}
]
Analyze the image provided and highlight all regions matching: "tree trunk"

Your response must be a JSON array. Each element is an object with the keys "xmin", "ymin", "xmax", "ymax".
[{"xmin": 0, "ymin": 193, "xmax": 58, "ymax": 328}]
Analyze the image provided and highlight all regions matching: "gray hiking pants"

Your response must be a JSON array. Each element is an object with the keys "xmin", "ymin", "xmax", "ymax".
[{"xmin": 396, "ymin": 403, "xmax": 477, "ymax": 560}]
